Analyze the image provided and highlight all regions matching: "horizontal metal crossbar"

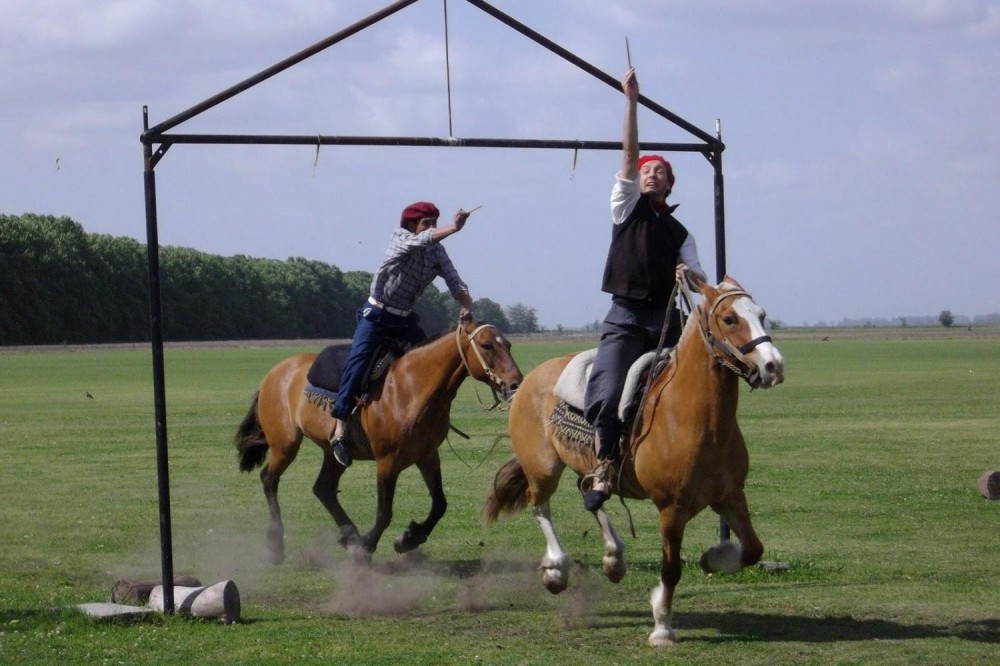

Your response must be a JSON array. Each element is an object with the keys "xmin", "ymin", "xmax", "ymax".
[{"xmin": 144, "ymin": 133, "xmax": 718, "ymax": 153}]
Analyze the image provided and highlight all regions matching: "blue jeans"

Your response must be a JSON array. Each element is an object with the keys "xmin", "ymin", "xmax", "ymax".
[
  {"xmin": 333, "ymin": 302, "xmax": 426, "ymax": 420},
  {"xmin": 583, "ymin": 297, "xmax": 680, "ymax": 459}
]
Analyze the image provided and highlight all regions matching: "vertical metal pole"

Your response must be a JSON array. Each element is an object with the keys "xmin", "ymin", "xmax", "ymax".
[
  {"xmin": 713, "ymin": 119, "xmax": 731, "ymax": 543},
  {"xmin": 142, "ymin": 107, "xmax": 175, "ymax": 613},
  {"xmin": 443, "ymin": 0, "xmax": 454, "ymax": 136}
]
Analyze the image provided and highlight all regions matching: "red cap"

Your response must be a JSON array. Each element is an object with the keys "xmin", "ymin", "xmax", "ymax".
[
  {"xmin": 638, "ymin": 154, "xmax": 675, "ymax": 188},
  {"xmin": 400, "ymin": 201, "xmax": 440, "ymax": 228}
]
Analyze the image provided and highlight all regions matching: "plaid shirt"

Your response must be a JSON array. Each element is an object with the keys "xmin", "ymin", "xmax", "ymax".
[{"xmin": 370, "ymin": 228, "xmax": 468, "ymax": 311}]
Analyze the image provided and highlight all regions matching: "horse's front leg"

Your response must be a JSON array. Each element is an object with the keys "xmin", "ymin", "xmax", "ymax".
[
  {"xmin": 352, "ymin": 459, "xmax": 399, "ymax": 561},
  {"xmin": 593, "ymin": 507, "xmax": 627, "ymax": 583},
  {"xmin": 394, "ymin": 449, "xmax": 446, "ymax": 553},
  {"xmin": 703, "ymin": 488, "xmax": 763, "ymax": 574},
  {"xmin": 311, "ymin": 453, "xmax": 359, "ymax": 549},
  {"xmin": 649, "ymin": 504, "xmax": 690, "ymax": 647},
  {"xmin": 533, "ymin": 503, "xmax": 571, "ymax": 593}
]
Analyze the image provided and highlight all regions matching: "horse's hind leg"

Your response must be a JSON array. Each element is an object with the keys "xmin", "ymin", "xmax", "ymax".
[
  {"xmin": 260, "ymin": 444, "xmax": 301, "ymax": 565},
  {"xmin": 312, "ymin": 453, "xmax": 359, "ymax": 547},
  {"xmin": 703, "ymin": 489, "xmax": 763, "ymax": 574},
  {"xmin": 394, "ymin": 449, "xmax": 446, "ymax": 554}
]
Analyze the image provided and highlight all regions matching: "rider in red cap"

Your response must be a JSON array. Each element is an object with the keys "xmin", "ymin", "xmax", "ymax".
[
  {"xmin": 581, "ymin": 67, "xmax": 706, "ymax": 511},
  {"xmin": 329, "ymin": 202, "xmax": 475, "ymax": 467}
]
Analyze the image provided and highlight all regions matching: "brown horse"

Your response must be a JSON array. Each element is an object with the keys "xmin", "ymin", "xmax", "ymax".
[
  {"xmin": 484, "ymin": 272, "xmax": 785, "ymax": 646},
  {"xmin": 236, "ymin": 320, "xmax": 522, "ymax": 564}
]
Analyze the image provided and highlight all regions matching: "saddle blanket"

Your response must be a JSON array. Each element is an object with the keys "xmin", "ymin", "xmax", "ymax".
[
  {"xmin": 304, "ymin": 341, "xmax": 403, "ymax": 414},
  {"xmin": 305, "ymin": 343, "xmax": 352, "ymax": 393},
  {"xmin": 553, "ymin": 347, "xmax": 672, "ymax": 422}
]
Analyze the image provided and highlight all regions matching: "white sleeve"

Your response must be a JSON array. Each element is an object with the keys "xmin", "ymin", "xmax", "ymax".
[
  {"xmin": 679, "ymin": 234, "xmax": 707, "ymax": 282},
  {"xmin": 609, "ymin": 172, "xmax": 641, "ymax": 225}
]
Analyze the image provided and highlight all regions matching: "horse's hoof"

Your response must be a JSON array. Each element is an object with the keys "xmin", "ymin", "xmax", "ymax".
[
  {"xmin": 603, "ymin": 554, "xmax": 627, "ymax": 584},
  {"xmin": 393, "ymin": 521, "xmax": 426, "ymax": 554},
  {"xmin": 337, "ymin": 525, "xmax": 360, "ymax": 549},
  {"xmin": 347, "ymin": 543, "xmax": 372, "ymax": 566},
  {"xmin": 393, "ymin": 533, "xmax": 417, "ymax": 554},
  {"xmin": 648, "ymin": 627, "xmax": 678, "ymax": 647},
  {"xmin": 542, "ymin": 568, "xmax": 568, "ymax": 594},
  {"xmin": 700, "ymin": 541, "xmax": 741, "ymax": 574},
  {"xmin": 266, "ymin": 545, "xmax": 285, "ymax": 566}
]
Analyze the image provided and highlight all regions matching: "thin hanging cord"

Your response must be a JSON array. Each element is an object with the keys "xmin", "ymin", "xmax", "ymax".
[{"xmin": 443, "ymin": 0, "xmax": 454, "ymax": 136}]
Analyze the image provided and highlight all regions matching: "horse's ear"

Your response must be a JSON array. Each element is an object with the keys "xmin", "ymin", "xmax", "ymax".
[{"xmin": 721, "ymin": 274, "xmax": 745, "ymax": 291}]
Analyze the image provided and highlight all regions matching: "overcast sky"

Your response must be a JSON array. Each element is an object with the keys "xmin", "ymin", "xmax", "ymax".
[{"xmin": 2, "ymin": 0, "xmax": 998, "ymax": 328}]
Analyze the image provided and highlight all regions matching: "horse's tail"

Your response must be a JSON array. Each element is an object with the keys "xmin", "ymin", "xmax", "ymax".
[
  {"xmin": 483, "ymin": 457, "xmax": 530, "ymax": 525},
  {"xmin": 234, "ymin": 391, "xmax": 268, "ymax": 472}
]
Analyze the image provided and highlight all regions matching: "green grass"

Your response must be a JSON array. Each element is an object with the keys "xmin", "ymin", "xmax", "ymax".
[{"xmin": 1, "ymin": 333, "xmax": 998, "ymax": 664}]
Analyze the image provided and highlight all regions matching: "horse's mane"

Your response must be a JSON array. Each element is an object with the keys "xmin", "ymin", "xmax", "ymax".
[
  {"xmin": 408, "ymin": 321, "xmax": 495, "ymax": 353},
  {"xmin": 409, "ymin": 327, "xmax": 452, "ymax": 351}
]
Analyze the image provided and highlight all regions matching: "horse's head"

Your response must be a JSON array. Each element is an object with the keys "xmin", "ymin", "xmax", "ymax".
[
  {"xmin": 456, "ymin": 320, "xmax": 523, "ymax": 402},
  {"xmin": 686, "ymin": 271, "xmax": 785, "ymax": 389}
]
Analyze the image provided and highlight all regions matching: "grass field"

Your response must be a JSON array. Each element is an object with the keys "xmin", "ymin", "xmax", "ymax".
[{"xmin": 0, "ymin": 328, "xmax": 998, "ymax": 664}]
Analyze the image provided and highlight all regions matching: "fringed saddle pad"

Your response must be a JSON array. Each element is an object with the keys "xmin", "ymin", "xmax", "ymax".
[
  {"xmin": 304, "ymin": 383, "xmax": 338, "ymax": 413},
  {"xmin": 549, "ymin": 400, "xmax": 595, "ymax": 454}
]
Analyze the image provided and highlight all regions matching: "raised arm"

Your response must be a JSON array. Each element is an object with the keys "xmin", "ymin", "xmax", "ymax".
[
  {"xmin": 429, "ymin": 209, "xmax": 471, "ymax": 243},
  {"xmin": 621, "ymin": 67, "xmax": 640, "ymax": 181}
]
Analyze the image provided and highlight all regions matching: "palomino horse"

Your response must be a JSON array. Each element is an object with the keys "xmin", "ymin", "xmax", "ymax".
[
  {"xmin": 484, "ymin": 272, "xmax": 784, "ymax": 646},
  {"xmin": 236, "ymin": 319, "xmax": 522, "ymax": 563}
]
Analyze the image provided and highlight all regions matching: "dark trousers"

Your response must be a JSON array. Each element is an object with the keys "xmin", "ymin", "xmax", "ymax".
[
  {"xmin": 583, "ymin": 297, "xmax": 679, "ymax": 460},
  {"xmin": 333, "ymin": 302, "xmax": 426, "ymax": 420}
]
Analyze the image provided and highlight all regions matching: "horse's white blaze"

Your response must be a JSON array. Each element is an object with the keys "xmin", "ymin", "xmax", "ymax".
[{"xmin": 734, "ymin": 297, "xmax": 784, "ymax": 387}]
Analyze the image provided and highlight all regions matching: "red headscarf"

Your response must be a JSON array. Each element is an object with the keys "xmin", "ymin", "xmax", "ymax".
[{"xmin": 638, "ymin": 154, "xmax": 675, "ymax": 188}]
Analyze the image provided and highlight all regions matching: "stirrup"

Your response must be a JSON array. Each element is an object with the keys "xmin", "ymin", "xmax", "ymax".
[{"xmin": 331, "ymin": 436, "xmax": 352, "ymax": 467}]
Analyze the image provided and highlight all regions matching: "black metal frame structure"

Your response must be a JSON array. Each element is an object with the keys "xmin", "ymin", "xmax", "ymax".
[{"xmin": 140, "ymin": 0, "xmax": 728, "ymax": 611}]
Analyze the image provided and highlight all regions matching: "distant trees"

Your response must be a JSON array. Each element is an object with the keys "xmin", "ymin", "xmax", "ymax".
[
  {"xmin": 506, "ymin": 302, "xmax": 539, "ymax": 334},
  {"xmin": 470, "ymin": 298, "xmax": 511, "ymax": 331},
  {"xmin": 0, "ymin": 214, "xmax": 537, "ymax": 345},
  {"xmin": 939, "ymin": 310, "xmax": 954, "ymax": 328}
]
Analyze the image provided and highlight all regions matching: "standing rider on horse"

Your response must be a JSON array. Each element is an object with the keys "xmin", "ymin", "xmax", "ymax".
[
  {"xmin": 582, "ymin": 66, "xmax": 707, "ymax": 511},
  {"xmin": 330, "ymin": 201, "xmax": 475, "ymax": 467}
]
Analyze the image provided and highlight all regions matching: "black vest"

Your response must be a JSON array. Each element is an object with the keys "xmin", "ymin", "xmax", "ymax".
[{"xmin": 600, "ymin": 197, "xmax": 689, "ymax": 305}]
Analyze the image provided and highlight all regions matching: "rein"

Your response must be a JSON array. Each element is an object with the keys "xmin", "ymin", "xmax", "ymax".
[
  {"xmin": 626, "ymin": 280, "xmax": 683, "ymax": 450},
  {"xmin": 455, "ymin": 322, "xmax": 506, "ymax": 410}
]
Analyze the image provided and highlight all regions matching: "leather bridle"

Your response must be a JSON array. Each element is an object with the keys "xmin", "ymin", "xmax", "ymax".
[
  {"xmin": 455, "ymin": 323, "xmax": 512, "ymax": 407},
  {"xmin": 699, "ymin": 290, "xmax": 772, "ymax": 388}
]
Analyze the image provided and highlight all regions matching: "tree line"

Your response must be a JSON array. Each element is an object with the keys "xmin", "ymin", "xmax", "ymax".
[{"xmin": 0, "ymin": 214, "xmax": 539, "ymax": 346}]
